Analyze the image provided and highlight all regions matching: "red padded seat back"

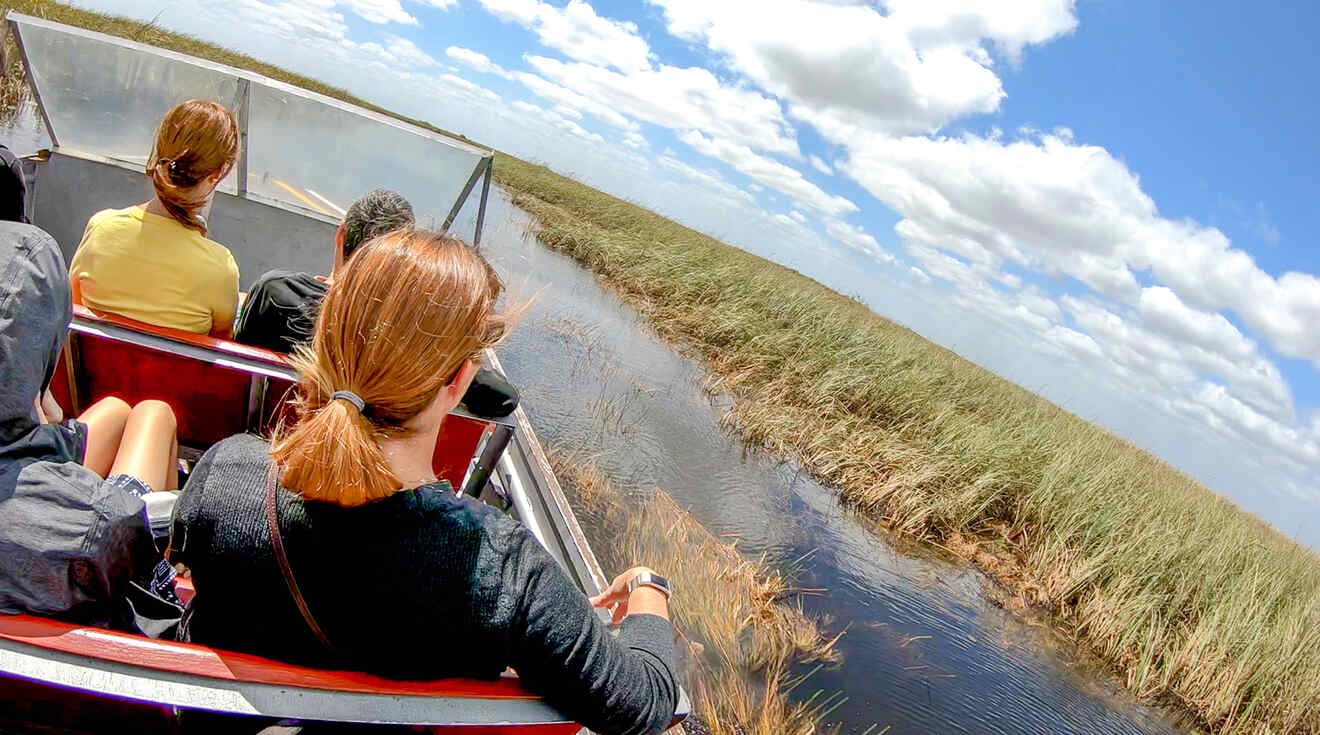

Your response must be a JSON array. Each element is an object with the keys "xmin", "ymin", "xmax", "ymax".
[
  {"xmin": 61, "ymin": 307, "xmax": 496, "ymax": 492},
  {"xmin": 71, "ymin": 331, "xmax": 252, "ymax": 447},
  {"xmin": 434, "ymin": 415, "xmax": 491, "ymax": 490},
  {"xmin": 60, "ymin": 306, "xmax": 290, "ymax": 447}
]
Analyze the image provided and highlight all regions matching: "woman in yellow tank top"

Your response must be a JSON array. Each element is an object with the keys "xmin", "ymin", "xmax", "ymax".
[{"xmin": 70, "ymin": 100, "xmax": 241, "ymax": 337}]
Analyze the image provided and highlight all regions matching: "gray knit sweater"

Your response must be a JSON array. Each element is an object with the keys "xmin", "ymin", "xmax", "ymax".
[{"xmin": 171, "ymin": 433, "xmax": 678, "ymax": 735}]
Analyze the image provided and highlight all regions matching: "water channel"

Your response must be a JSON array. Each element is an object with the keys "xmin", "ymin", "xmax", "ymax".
[{"xmin": 2, "ymin": 107, "xmax": 1189, "ymax": 734}]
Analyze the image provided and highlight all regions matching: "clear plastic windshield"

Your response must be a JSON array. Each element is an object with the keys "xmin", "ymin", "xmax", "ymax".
[
  {"xmin": 13, "ymin": 18, "xmax": 242, "ymax": 194},
  {"xmin": 8, "ymin": 14, "xmax": 489, "ymax": 218},
  {"xmin": 245, "ymin": 82, "xmax": 485, "ymax": 221}
]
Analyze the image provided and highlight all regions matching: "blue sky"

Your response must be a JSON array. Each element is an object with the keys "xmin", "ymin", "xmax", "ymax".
[{"xmin": 67, "ymin": 0, "xmax": 1320, "ymax": 546}]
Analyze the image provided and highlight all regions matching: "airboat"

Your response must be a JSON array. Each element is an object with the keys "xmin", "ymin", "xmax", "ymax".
[{"xmin": 0, "ymin": 12, "xmax": 686, "ymax": 733}]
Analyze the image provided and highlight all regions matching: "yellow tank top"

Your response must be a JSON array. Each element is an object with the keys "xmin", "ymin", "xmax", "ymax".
[{"xmin": 70, "ymin": 206, "xmax": 240, "ymax": 335}]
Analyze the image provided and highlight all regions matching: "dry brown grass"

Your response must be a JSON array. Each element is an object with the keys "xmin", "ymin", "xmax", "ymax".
[{"xmin": 553, "ymin": 451, "xmax": 842, "ymax": 735}]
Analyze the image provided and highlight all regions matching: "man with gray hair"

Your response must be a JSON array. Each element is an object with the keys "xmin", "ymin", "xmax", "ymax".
[
  {"xmin": 233, "ymin": 191, "xmax": 520, "ymax": 419},
  {"xmin": 233, "ymin": 189, "xmax": 413, "ymax": 353}
]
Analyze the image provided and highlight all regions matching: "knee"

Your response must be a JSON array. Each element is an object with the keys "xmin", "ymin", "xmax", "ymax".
[
  {"xmin": 96, "ymin": 395, "xmax": 131, "ymax": 415},
  {"xmin": 132, "ymin": 399, "xmax": 177, "ymax": 430}
]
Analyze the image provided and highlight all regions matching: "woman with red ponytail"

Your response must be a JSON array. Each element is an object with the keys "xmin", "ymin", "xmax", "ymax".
[{"xmin": 170, "ymin": 230, "xmax": 679, "ymax": 735}]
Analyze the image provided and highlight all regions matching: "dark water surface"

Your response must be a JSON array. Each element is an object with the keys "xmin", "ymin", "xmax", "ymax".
[{"xmin": 459, "ymin": 191, "xmax": 1188, "ymax": 735}]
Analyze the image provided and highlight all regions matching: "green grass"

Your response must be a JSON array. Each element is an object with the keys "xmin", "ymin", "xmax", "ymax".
[{"xmin": 6, "ymin": 2, "xmax": 1320, "ymax": 732}]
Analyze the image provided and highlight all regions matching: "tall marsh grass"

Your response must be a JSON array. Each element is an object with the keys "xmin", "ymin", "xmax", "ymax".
[
  {"xmin": 5, "ymin": 3, "xmax": 1318, "ymax": 731},
  {"xmin": 494, "ymin": 156, "xmax": 1320, "ymax": 734}
]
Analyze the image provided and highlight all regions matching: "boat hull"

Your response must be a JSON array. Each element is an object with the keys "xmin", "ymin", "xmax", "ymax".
[{"xmin": 0, "ymin": 614, "xmax": 582, "ymax": 733}]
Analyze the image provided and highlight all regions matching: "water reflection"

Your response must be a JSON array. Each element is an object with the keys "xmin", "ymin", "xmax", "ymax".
[
  {"xmin": 460, "ymin": 190, "xmax": 1187, "ymax": 735},
  {"xmin": 1, "ymin": 97, "xmax": 51, "ymax": 155}
]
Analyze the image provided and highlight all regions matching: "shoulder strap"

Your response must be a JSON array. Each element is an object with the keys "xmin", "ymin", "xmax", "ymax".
[{"xmin": 264, "ymin": 464, "xmax": 338, "ymax": 657}]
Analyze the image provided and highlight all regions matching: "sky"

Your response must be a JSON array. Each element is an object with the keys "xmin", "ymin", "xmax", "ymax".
[{"xmin": 65, "ymin": 0, "xmax": 1320, "ymax": 548}]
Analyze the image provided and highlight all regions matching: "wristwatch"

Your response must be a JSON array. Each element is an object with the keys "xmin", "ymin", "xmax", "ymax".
[{"xmin": 626, "ymin": 570, "xmax": 672, "ymax": 600}]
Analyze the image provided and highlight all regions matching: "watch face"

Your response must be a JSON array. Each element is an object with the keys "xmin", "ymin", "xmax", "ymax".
[
  {"xmin": 648, "ymin": 574, "xmax": 671, "ymax": 594},
  {"xmin": 630, "ymin": 572, "xmax": 672, "ymax": 598}
]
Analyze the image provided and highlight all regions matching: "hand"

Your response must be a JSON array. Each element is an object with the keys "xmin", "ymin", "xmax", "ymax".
[{"xmin": 589, "ymin": 566, "xmax": 653, "ymax": 625}]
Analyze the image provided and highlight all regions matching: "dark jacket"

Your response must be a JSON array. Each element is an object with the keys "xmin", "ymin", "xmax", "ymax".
[
  {"xmin": 172, "ymin": 433, "xmax": 678, "ymax": 735},
  {"xmin": 0, "ymin": 145, "xmax": 28, "ymax": 223},
  {"xmin": 0, "ymin": 222, "xmax": 156, "ymax": 626},
  {"xmin": 232, "ymin": 269, "xmax": 327, "ymax": 354}
]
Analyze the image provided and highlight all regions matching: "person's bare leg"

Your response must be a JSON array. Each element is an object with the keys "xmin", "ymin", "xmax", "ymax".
[
  {"xmin": 108, "ymin": 400, "xmax": 178, "ymax": 492},
  {"xmin": 165, "ymin": 437, "xmax": 179, "ymax": 492},
  {"xmin": 78, "ymin": 396, "xmax": 131, "ymax": 478}
]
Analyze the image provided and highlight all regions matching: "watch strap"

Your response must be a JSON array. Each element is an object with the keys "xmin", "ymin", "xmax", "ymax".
[{"xmin": 626, "ymin": 571, "xmax": 672, "ymax": 600}]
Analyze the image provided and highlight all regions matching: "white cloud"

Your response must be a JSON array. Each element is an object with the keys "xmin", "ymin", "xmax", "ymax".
[
  {"xmin": 906, "ymin": 242, "xmax": 989, "ymax": 295},
  {"xmin": 836, "ymin": 129, "xmax": 1320, "ymax": 368},
  {"xmin": 1138, "ymin": 286, "xmax": 1254, "ymax": 360},
  {"xmin": 1129, "ymin": 226, "xmax": 1320, "ymax": 370},
  {"xmin": 476, "ymin": 0, "xmax": 652, "ymax": 73},
  {"xmin": 1019, "ymin": 285, "xmax": 1062, "ymax": 324},
  {"xmin": 228, "ymin": 0, "xmax": 348, "ymax": 43},
  {"xmin": 657, "ymin": 155, "xmax": 756, "ymax": 207},
  {"xmin": 223, "ymin": 1, "xmax": 442, "ymax": 68},
  {"xmin": 637, "ymin": 0, "xmax": 1318, "ymax": 439},
  {"xmin": 1178, "ymin": 383, "xmax": 1320, "ymax": 469},
  {"xmin": 908, "ymin": 266, "xmax": 931, "ymax": 284},
  {"xmin": 944, "ymin": 277, "xmax": 1057, "ymax": 335},
  {"xmin": 512, "ymin": 71, "xmax": 638, "ymax": 130},
  {"xmin": 437, "ymin": 73, "xmax": 500, "ymax": 102},
  {"xmin": 410, "ymin": 0, "xmax": 455, "ymax": 7},
  {"xmin": 825, "ymin": 218, "xmax": 893, "ymax": 263},
  {"xmin": 342, "ymin": 0, "xmax": 417, "ymax": 24},
  {"xmin": 1060, "ymin": 295, "xmax": 1294, "ymax": 424},
  {"xmin": 526, "ymin": 55, "xmax": 799, "ymax": 155},
  {"xmin": 446, "ymin": 46, "xmax": 508, "ymax": 76},
  {"xmin": 511, "ymin": 100, "xmax": 606, "ymax": 143},
  {"xmin": 846, "ymin": 131, "xmax": 1142, "ymax": 297},
  {"xmin": 808, "ymin": 154, "xmax": 832, "ymax": 175},
  {"xmin": 883, "ymin": 0, "xmax": 1079, "ymax": 63},
  {"xmin": 371, "ymin": 35, "xmax": 437, "ymax": 67},
  {"xmin": 1045, "ymin": 324, "xmax": 1103, "ymax": 361},
  {"xmin": 650, "ymin": 0, "xmax": 1075, "ymax": 136},
  {"xmin": 622, "ymin": 130, "xmax": 649, "ymax": 149},
  {"xmin": 901, "ymin": 234, "xmax": 1298, "ymax": 432},
  {"xmin": 679, "ymin": 130, "xmax": 856, "ymax": 217}
]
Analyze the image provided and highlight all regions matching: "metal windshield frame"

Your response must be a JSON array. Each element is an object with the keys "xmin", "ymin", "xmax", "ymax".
[{"xmin": 4, "ymin": 11, "xmax": 495, "ymax": 244}]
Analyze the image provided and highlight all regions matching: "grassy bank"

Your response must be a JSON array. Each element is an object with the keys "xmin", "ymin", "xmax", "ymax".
[
  {"xmin": 493, "ymin": 156, "xmax": 1320, "ymax": 734},
  {"xmin": 5, "ymin": 2, "xmax": 1319, "ymax": 732},
  {"xmin": 553, "ymin": 452, "xmax": 843, "ymax": 734}
]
